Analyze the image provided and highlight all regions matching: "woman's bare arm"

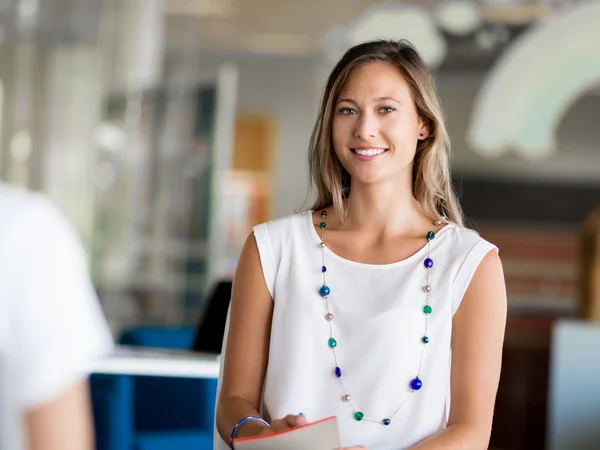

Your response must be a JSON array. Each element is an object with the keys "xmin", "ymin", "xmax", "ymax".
[
  {"xmin": 25, "ymin": 379, "xmax": 95, "ymax": 450},
  {"xmin": 409, "ymin": 250, "xmax": 507, "ymax": 449},
  {"xmin": 216, "ymin": 233, "xmax": 277, "ymax": 440}
]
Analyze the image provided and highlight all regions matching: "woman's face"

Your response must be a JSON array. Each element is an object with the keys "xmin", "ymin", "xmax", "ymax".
[{"xmin": 332, "ymin": 61, "xmax": 428, "ymax": 187}]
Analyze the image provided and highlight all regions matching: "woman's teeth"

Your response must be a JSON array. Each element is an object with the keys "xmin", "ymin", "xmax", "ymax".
[{"xmin": 354, "ymin": 148, "xmax": 387, "ymax": 156}]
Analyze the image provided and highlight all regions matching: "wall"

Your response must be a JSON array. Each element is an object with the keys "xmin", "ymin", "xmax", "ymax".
[{"xmin": 191, "ymin": 54, "xmax": 322, "ymax": 218}]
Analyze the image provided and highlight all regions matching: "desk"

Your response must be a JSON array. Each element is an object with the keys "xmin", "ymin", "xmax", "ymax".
[{"xmin": 92, "ymin": 346, "xmax": 220, "ymax": 378}]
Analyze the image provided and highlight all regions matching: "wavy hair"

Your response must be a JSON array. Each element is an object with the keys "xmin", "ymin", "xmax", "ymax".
[{"xmin": 303, "ymin": 39, "xmax": 464, "ymax": 227}]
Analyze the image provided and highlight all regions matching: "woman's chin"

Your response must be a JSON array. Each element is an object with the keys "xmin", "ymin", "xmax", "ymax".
[
  {"xmin": 348, "ymin": 173, "xmax": 389, "ymax": 186},
  {"xmin": 348, "ymin": 167, "xmax": 412, "ymax": 189}
]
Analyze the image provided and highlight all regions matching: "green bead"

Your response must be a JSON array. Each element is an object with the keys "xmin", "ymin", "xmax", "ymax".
[
  {"xmin": 426, "ymin": 231, "xmax": 435, "ymax": 240},
  {"xmin": 422, "ymin": 336, "xmax": 430, "ymax": 344},
  {"xmin": 328, "ymin": 338, "xmax": 337, "ymax": 348},
  {"xmin": 382, "ymin": 418, "xmax": 391, "ymax": 426},
  {"xmin": 320, "ymin": 222, "xmax": 326, "ymax": 228},
  {"xmin": 423, "ymin": 305, "xmax": 432, "ymax": 314},
  {"xmin": 354, "ymin": 411, "xmax": 364, "ymax": 421}
]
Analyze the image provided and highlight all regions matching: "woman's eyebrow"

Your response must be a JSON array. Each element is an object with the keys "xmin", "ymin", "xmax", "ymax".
[
  {"xmin": 375, "ymin": 96, "xmax": 402, "ymax": 105},
  {"xmin": 336, "ymin": 97, "xmax": 358, "ymax": 105},
  {"xmin": 336, "ymin": 96, "xmax": 403, "ymax": 105}
]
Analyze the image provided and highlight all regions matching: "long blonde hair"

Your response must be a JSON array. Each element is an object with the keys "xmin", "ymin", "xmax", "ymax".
[{"xmin": 304, "ymin": 39, "xmax": 465, "ymax": 227}]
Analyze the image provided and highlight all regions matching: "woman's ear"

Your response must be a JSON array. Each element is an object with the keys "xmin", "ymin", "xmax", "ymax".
[{"xmin": 418, "ymin": 122, "xmax": 430, "ymax": 140}]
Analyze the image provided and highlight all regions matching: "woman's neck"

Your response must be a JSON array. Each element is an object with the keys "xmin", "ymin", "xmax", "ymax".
[{"xmin": 341, "ymin": 183, "xmax": 430, "ymax": 236}]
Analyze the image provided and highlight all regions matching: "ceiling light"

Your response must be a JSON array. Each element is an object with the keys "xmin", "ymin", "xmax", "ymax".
[
  {"xmin": 435, "ymin": 0, "xmax": 483, "ymax": 36},
  {"xmin": 346, "ymin": 4, "xmax": 448, "ymax": 68}
]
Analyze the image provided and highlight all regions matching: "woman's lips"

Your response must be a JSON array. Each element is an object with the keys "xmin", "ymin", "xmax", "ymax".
[{"xmin": 352, "ymin": 147, "xmax": 388, "ymax": 161}]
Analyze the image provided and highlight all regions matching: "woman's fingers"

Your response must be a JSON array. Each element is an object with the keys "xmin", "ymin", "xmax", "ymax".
[
  {"xmin": 268, "ymin": 414, "xmax": 307, "ymax": 432},
  {"xmin": 295, "ymin": 414, "xmax": 308, "ymax": 426},
  {"xmin": 283, "ymin": 414, "xmax": 297, "ymax": 427},
  {"xmin": 283, "ymin": 414, "xmax": 307, "ymax": 427}
]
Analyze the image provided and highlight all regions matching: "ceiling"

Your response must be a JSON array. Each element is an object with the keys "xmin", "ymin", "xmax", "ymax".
[
  {"xmin": 0, "ymin": 0, "xmax": 578, "ymax": 71},
  {"xmin": 165, "ymin": 0, "xmax": 392, "ymax": 55},
  {"xmin": 164, "ymin": 0, "xmax": 562, "ymax": 67}
]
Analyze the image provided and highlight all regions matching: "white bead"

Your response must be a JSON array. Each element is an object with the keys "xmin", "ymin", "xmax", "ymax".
[
  {"xmin": 325, "ymin": 313, "xmax": 334, "ymax": 321},
  {"xmin": 423, "ymin": 285, "xmax": 432, "ymax": 293},
  {"xmin": 434, "ymin": 220, "xmax": 442, "ymax": 226},
  {"xmin": 342, "ymin": 394, "xmax": 352, "ymax": 402},
  {"xmin": 319, "ymin": 241, "xmax": 326, "ymax": 248}
]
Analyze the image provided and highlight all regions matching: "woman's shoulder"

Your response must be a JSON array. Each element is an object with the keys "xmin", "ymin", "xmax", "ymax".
[
  {"xmin": 251, "ymin": 211, "xmax": 312, "ymax": 280},
  {"xmin": 253, "ymin": 210, "xmax": 311, "ymax": 237},
  {"xmin": 443, "ymin": 223, "xmax": 498, "ymax": 253}
]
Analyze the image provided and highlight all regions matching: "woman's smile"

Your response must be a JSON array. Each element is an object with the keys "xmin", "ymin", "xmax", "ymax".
[{"xmin": 352, "ymin": 147, "xmax": 389, "ymax": 161}]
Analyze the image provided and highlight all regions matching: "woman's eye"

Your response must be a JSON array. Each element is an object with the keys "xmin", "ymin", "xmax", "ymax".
[
  {"xmin": 380, "ymin": 106, "xmax": 396, "ymax": 114},
  {"xmin": 339, "ymin": 107, "xmax": 356, "ymax": 115}
]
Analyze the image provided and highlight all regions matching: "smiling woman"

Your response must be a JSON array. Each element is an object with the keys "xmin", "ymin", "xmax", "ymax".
[
  {"xmin": 215, "ymin": 40, "xmax": 506, "ymax": 450},
  {"xmin": 307, "ymin": 41, "xmax": 463, "ymax": 227},
  {"xmin": 332, "ymin": 62, "xmax": 426, "ymax": 185}
]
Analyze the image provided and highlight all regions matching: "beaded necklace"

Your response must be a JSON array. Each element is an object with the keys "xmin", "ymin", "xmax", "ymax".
[{"xmin": 317, "ymin": 209, "xmax": 443, "ymax": 426}]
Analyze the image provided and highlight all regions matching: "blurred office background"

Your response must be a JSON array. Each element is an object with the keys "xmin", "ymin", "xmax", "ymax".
[{"xmin": 0, "ymin": 0, "xmax": 599, "ymax": 449}]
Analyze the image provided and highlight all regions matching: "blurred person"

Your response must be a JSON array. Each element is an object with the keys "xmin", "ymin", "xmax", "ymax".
[
  {"xmin": 216, "ymin": 40, "xmax": 506, "ymax": 450},
  {"xmin": 0, "ymin": 183, "xmax": 114, "ymax": 450}
]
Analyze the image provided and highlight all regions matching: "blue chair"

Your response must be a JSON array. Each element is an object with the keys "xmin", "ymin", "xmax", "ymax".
[
  {"xmin": 92, "ymin": 326, "xmax": 218, "ymax": 450},
  {"xmin": 91, "ymin": 374, "xmax": 134, "ymax": 450}
]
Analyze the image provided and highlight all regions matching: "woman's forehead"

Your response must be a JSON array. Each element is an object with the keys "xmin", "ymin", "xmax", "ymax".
[{"xmin": 338, "ymin": 62, "xmax": 412, "ymax": 100}]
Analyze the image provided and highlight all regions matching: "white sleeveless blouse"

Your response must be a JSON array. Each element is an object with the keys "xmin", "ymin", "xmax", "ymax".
[{"xmin": 214, "ymin": 211, "xmax": 497, "ymax": 450}]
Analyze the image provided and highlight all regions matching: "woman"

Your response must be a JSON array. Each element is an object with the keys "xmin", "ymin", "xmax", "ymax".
[{"xmin": 215, "ymin": 39, "xmax": 506, "ymax": 450}]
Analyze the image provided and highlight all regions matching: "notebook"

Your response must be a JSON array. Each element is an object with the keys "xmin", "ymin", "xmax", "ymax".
[{"xmin": 232, "ymin": 416, "xmax": 341, "ymax": 450}]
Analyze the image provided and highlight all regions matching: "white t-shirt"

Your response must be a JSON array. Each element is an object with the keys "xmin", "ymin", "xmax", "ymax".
[
  {"xmin": 0, "ymin": 184, "xmax": 113, "ymax": 450},
  {"xmin": 214, "ymin": 211, "xmax": 497, "ymax": 450}
]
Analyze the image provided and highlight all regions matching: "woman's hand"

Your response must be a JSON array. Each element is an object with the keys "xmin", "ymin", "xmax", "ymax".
[{"xmin": 255, "ymin": 414, "xmax": 308, "ymax": 436}]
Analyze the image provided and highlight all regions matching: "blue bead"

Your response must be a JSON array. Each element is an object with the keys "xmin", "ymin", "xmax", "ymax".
[
  {"xmin": 422, "ymin": 336, "xmax": 430, "ymax": 344},
  {"xmin": 382, "ymin": 418, "xmax": 391, "ymax": 426},
  {"xmin": 424, "ymin": 258, "xmax": 433, "ymax": 268},
  {"xmin": 320, "ymin": 222, "xmax": 326, "ymax": 228},
  {"xmin": 322, "ymin": 266, "xmax": 327, "ymax": 273},
  {"xmin": 320, "ymin": 285, "xmax": 330, "ymax": 297},
  {"xmin": 335, "ymin": 366, "xmax": 342, "ymax": 378},
  {"xmin": 410, "ymin": 377, "xmax": 423, "ymax": 391}
]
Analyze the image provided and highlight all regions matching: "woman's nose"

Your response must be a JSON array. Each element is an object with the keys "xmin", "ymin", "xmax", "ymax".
[{"xmin": 353, "ymin": 112, "xmax": 378, "ymax": 140}]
